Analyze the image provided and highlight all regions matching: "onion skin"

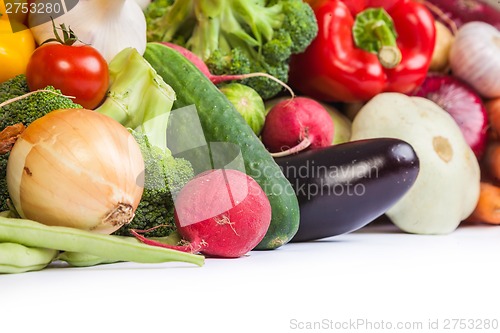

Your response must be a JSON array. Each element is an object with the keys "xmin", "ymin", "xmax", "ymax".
[
  {"xmin": 7, "ymin": 109, "xmax": 144, "ymax": 234},
  {"xmin": 413, "ymin": 73, "xmax": 488, "ymax": 159},
  {"xmin": 424, "ymin": 0, "xmax": 500, "ymax": 31}
]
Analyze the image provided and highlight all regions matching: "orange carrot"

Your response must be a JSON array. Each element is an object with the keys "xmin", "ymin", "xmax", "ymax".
[
  {"xmin": 483, "ymin": 142, "xmax": 500, "ymax": 181},
  {"xmin": 486, "ymin": 98, "xmax": 500, "ymax": 140},
  {"xmin": 470, "ymin": 182, "xmax": 500, "ymax": 225}
]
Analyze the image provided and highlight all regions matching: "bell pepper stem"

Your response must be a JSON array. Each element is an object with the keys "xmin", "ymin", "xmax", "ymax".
[
  {"xmin": 353, "ymin": 8, "xmax": 402, "ymax": 69},
  {"xmin": 372, "ymin": 21, "xmax": 402, "ymax": 68}
]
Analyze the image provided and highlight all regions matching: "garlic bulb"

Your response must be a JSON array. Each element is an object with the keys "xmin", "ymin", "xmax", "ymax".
[
  {"xmin": 134, "ymin": 0, "xmax": 151, "ymax": 10},
  {"xmin": 7, "ymin": 109, "xmax": 145, "ymax": 234},
  {"xmin": 29, "ymin": 0, "xmax": 147, "ymax": 63},
  {"xmin": 449, "ymin": 21, "xmax": 500, "ymax": 98}
]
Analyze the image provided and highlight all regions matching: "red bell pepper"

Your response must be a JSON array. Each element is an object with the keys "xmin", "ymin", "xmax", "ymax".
[{"xmin": 289, "ymin": 0, "xmax": 436, "ymax": 102}]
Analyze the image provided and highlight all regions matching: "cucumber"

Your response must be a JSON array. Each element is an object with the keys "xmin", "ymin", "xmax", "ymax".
[{"xmin": 143, "ymin": 42, "xmax": 299, "ymax": 250}]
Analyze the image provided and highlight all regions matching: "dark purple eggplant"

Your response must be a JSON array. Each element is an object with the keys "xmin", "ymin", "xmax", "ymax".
[{"xmin": 274, "ymin": 138, "xmax": 419, "ymax": 242}]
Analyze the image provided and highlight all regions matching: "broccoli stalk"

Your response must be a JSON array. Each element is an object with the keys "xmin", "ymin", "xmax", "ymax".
[
  {"xmin": 145, "ymin": 0, "xmax": 318, "ymax": 100},
  {"xmin": 95, "ymin": 47, "xmax": 194, "ymax": 237},
  {"xmin": 0, "ymin": 75, "xmax": 82, "ymax": 212}
]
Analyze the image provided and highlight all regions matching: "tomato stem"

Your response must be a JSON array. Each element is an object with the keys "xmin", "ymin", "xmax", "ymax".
[{"xmin": 41, "ymin": 18, "xmax": 79, "ymax": 46}]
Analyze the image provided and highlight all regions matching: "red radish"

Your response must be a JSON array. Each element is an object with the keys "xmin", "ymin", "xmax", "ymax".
[
  {"xmin": 413, "ymin": 73, "xmax": 488, "ymax": 159},
  {"xmin": 261, "ymin": 97, "xmax": 335, "ymax": 157},
  {"xmin": 132, "ymin": 169, "xmax": 272, "ymax": 258},
  {"xmin": 161, "ymin": 42, "xmax": 294, "ymax": 96}
]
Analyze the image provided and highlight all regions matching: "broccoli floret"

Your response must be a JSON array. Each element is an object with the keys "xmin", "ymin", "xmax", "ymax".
[
  {"xmin": 144, "ymin": 0, "xmax": 318, "ymax": 100},
  {"xmin": 204, "ymin": 48, "xmax": 251, "ymax": 77},
  {"xmin": 113, "ymin": 131, "xmax": 194, "ymax": 238},
  {"xmin": 0, "ymin": 75, "xmax": 81, "ymax": 212},
  {"xmin": 270, "ymin": 0, "xmax": 318, "ymax": 54},
  {"xmin": 262, "ymin": 29, "xmax": 293, "ymax": 65},
  {"xmin": 0, "ymin": 75, "xmax": 81, "ymax": 131}
]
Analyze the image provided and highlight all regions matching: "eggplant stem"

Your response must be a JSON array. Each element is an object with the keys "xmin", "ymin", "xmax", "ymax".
[{"xmin": 270, "ymin": 136, "xmax": 312, "ymax": 158}]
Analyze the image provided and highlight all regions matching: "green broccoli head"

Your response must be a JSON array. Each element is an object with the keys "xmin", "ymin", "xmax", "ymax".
[
  {"xmin": 113, "ymin": 131, "xmax": 194, "ymax": 238},
  {"xmin": 0, "ymin": 75, "xmax": 81, "ymax": 212},
  {"xmin": 205, "ymin": 48, "xmax": 251, "ymax": 77},
  {"xmin": 270, "ymin": 0, "xmax": 319, "ymax": 54},
  {"xmin": 0, "ymin": 75, "xmax": 82, "ymax": 131},
  {"xmin": 144, "ymin": 0, "xmax": 318, "ymax": 100},
  {"xmin": 262, "ymin": 29, "xmax": 293, "ymax": 65}
]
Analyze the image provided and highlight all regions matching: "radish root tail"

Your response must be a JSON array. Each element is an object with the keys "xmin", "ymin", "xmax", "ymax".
[
  {"xmin": 270, "ymin": 136, "xmax": 312, "ymax": 158},
  {"xmin": 212, "ymin": 72, "xmax": 295, "ymax": 98},
  {"xmin": 215, "ymin": 215, "xmax": 239, "ymax": 236},
  {"xmin": 130, "ymin": 229, "xmax": 201, "ymax": 254}
]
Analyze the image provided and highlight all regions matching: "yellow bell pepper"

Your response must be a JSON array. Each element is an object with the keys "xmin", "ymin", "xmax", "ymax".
[{"xmin": 0, "ymin": 19, "xmax": 35, "ymax": 83}]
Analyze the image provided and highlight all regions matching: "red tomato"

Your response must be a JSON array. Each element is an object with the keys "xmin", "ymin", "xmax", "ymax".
[{"xmin": 26, "ymin": 43, "xmax": 109, "ymax": 109}]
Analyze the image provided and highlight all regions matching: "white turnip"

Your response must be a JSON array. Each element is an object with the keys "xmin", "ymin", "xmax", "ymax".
[{"xmin": 132, "ymin": 169, "xmax": 272, "ymax": 258}]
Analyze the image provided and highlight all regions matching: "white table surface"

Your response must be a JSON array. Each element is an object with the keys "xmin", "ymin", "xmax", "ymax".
[{"xmin": 2, "ymin": 222, "xmax": 500, "ymax": 333}]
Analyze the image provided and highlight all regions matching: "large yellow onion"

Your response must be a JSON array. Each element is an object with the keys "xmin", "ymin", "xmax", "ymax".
[{"xmin": 7, "ymin": 109, "xmax": 145, "ymax": 234}]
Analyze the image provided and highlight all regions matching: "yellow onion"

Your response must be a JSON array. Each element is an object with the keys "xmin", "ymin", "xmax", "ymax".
[{"xmin": 7, "ymin": 109, "xmax": 145, "ymax": 234}]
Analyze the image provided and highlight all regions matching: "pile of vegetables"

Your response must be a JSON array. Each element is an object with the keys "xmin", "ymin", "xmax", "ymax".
[{"xmin": 1, "ymin": 0, "xmax": 500, "ymax": 274}]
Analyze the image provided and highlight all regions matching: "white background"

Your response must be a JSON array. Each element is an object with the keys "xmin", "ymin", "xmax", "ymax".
[
  {"xmin": 3, "ymin": 1, "xmax": 500, "ymax": 332},
  {"xmin": 1, "ymin": 222, "xmax": 500, "ymax": 333}
]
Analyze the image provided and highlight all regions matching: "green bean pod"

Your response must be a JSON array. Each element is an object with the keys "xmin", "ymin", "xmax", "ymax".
[
  {"xmin": 57, "ymin": 252, "xmax": 120, "ymax": 267},
  {"xmin": 58, "ymin": 233, "xmax": 184, "ymax": 267},
  {"xmin": 0, "ymin": 216, "xmax": 204, "ymax": 266},
  {"xmin": 0, "ymin": 243, "xmax": 58, "ymax": 274}
]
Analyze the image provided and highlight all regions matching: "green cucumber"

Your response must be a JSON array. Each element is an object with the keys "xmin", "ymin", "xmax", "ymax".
[{"xmin": 143, "ymin": 42, "xmax": 299, "ymax": 250}]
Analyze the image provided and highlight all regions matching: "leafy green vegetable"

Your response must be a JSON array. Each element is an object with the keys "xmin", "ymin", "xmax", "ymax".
[
  {"xmin": 144, "ymin": 0, "xmax": 318, "ymax": 100},
  {"xmin": 0, "ymin": 75, "xmax": 81, "ymax": 212}
]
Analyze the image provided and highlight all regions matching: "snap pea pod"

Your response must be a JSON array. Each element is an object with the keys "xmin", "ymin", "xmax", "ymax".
[
  {"xmin": 0, "ymin": 216, "xmax": 204, "ymax": 267},
  {"xmin": 0, "ymin": 243, "xmax": 58, "ymax": 274}
]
